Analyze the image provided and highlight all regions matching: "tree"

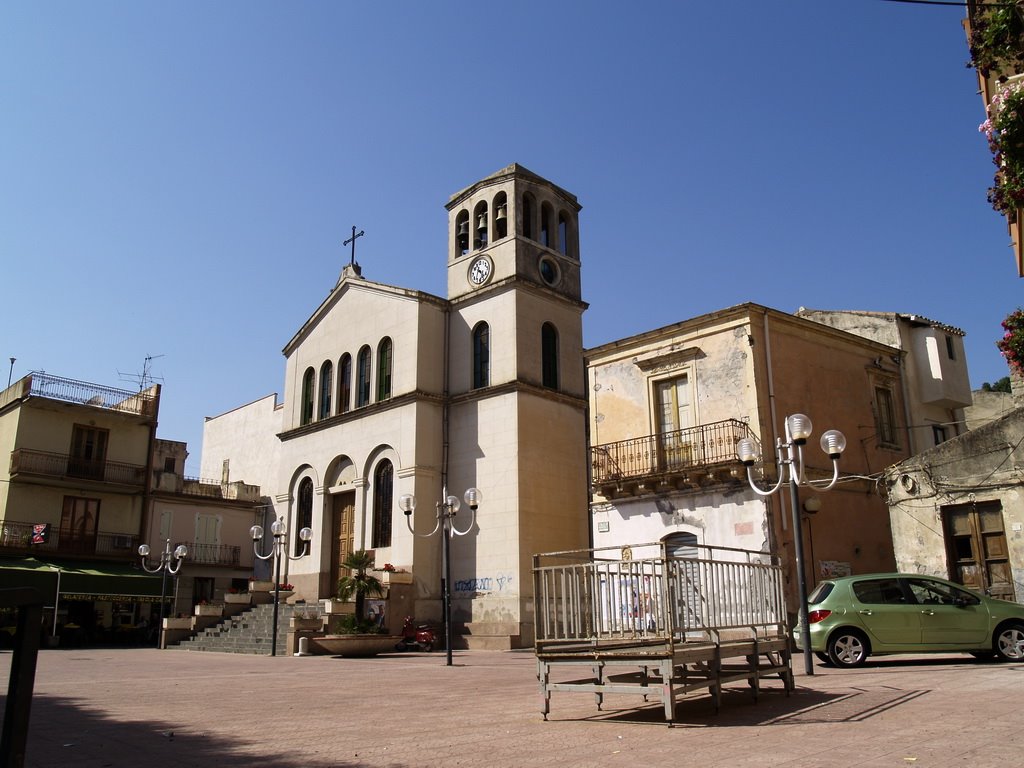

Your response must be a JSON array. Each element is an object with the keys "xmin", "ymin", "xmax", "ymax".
[
  {"xmin": 336, "ymin": 549, "xmax": 384, "ymax": 625},
  {"xmin": 982, "ymin": 376, "xmax": 1012, "ymax": 393}
]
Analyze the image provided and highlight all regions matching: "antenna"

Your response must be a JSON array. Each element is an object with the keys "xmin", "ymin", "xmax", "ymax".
[{"xmin": 119, "ymin": 354, "xmax": 165, "ymax": 391}]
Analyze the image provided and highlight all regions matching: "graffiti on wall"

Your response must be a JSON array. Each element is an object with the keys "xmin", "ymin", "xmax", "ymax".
[{"xmin": 454, "ymin": 573, "xmax": 514, "ymax": 594}]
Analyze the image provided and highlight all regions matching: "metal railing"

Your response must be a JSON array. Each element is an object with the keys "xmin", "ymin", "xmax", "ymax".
[
  {"xmin": 181, "ymin": 541, "xmax": 241, "ymax": 567},
  {"xmin": 11, "ymin": 372, "xmax": 157, "ymax": 417},
  {"xmin": 533, "ymin": 542, "xmax": 786, "ymax": 648},
  {"xmin": 590, "ymin": 418, "xmax": 758, "ymax": 485},
  {"xmin": 0, "ymin": 520, "xmax": 137, "ymax": 558},
  {"xmin": 10, "ymin": 449, "xmax": 146, "ymax": 486}
]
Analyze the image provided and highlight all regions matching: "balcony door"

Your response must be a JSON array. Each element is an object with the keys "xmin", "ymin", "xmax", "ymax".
[
  {"xmin": 656, "ymin": 374, "xmax": 694, "ymax": 471},
  {"xmin": 69, "ymin": 424, "xmax": 108, "ymax": 480},
  {"xmin": 60, "ymin": 496, "xmax": 99, "ymax": 554}
]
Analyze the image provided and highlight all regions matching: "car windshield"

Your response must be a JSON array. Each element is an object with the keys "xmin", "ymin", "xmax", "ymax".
[{"xmin": 807, "ymin": 582, "xmax": 834, "ymax": 604}]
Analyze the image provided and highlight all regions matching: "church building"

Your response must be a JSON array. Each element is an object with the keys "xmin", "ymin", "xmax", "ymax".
[{"xmin": 200, "ymin": 165, "xmax": 591, "ymax": 648}]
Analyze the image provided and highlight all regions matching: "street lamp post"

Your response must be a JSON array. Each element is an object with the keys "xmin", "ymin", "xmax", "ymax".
[
  {"xmin": 736, "ymin": 413, "xmax": 846, "ymax": 677},
  {"xmin": 251, "ymin": 517, "xmax": 312, "ymax": 657},
  {"xmin": 398, "ymin": 487, "xmax": 481, "ymax": 667},
  {"xmin": 138, "ymin": 539, "xmax": 188, "ymax": 648}
]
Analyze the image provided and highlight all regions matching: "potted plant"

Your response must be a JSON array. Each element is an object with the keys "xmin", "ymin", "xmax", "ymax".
[
  {"xmin": 309, "ymin": 550, "xmax": 394, "ymax": 656},
  {"xmin": 980, "ymin": 81, "xmax": 1024, "ymax": 215},
  {"xmin": 224, "ymin": 587, "xmax": 251, "ymax": 605},
  {"xmin": 193, "ymin": 600, "xmax": 223, "ymax": 618},
  {"xmin": 969, "ymin": 1, "xmax": 1024, "ymax": 77},
  {"xmin": 998, "ymin": 307, "xmax": 1024, "ymax": 375}
]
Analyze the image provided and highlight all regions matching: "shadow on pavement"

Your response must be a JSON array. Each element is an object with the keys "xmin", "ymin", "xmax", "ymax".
[
  {"xmin": 571, "ymin": 682, "xmax": 931, "ymax": 728},
  {"xmin": 6, "ymin": 694, "xmax": 385, "ymax": 768}
]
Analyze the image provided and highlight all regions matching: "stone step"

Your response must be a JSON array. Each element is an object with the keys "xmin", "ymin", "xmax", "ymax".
[{"xmin": 167, "ymin": 602, "xmax": 303, "ymax": 655}]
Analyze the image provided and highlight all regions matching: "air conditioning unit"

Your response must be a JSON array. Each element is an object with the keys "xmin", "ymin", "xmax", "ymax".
[{"xmin": 111, "ymin": 535, "xmax": 133, "ymax": 550}]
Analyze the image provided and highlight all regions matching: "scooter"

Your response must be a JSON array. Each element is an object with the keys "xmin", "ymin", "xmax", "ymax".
[{"xmin": 395, "ymin": 616, "xmax": 436, "ymax": 652}]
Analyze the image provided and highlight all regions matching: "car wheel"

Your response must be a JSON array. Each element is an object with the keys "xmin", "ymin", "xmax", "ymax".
[
  {"xmin": 815, "ymin": 652, "xmax": 833, "ymax": 666},
  {"xmin": 994, "ymin": 622, "xmax": 1024, "ymax": 662},
  {"xmin": 827, "ymin": 629, "xmax": 869, "ymax": 668}
]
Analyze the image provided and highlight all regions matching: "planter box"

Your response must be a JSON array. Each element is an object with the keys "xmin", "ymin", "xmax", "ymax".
[
  {"xmin": 162, "ymin": 617, "xmax": 194, "ymax": 630},
  {"xmin": 249, "ymin": 580, "xmax": 275, "ymax": 592},
  {"xmin": 321, "ymin": 599, "xmax": 352, "ymax": 615},
  {"xmin": 308, "ymin": 634, "xmax": 399, "ymax": 657},
  {"xmin": 194, "ymin": 604, "xmax": 223, "ymax": 618},
  {"xmin": 289, "ymin": 616, "xmax": 324, "ymax": 631},
  {"xmin": 224, "ymin": 593, "xmax": 252, "ymax": 605},
  {"xmin": 380, "ymin": 571, "xmax": 413, "ymax": 586}
]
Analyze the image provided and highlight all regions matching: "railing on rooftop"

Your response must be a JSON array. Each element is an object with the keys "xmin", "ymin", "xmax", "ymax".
[
  {"xmin": 590, "ymin": 418, "xmax": 758, "ymax": 486},
  {"xmin": 10, "ymin": 449, "xmax": 147, "ymax": 486},
  {"xmin": 0, "ymin": 372, "xmax": 157, "ymax": 418}
]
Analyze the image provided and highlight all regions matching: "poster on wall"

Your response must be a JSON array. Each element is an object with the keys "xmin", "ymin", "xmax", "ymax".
[{"xmin": 820, "ymin": 560, "xmax": 852, "ymax": 578}]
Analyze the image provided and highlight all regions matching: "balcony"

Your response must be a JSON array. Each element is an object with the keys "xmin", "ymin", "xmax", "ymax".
[
  {"xmin": 0, "ymin": 519, "xmax": 138, "ymax": 558},
  {"xmin": 1, "ymin": 372, "xmax": 158, "ymax": 418},
  {"xmin": 591, "ymin": 418, "xmax": 759, "ymax": 498},
  {"xmin": 180, "ymin": 541, "xmax": 242, "ymax": 567},
  {"xmin": 10, "ymin": 449, "xmax": 146, "ymax": 487}
]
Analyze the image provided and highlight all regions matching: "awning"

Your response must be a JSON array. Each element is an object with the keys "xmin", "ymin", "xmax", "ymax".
[{"xmin": 0, "ymin": 556, "xmax": 165, "ymax": 603}]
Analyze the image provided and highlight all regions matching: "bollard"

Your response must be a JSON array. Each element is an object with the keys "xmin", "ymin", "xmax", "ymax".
[{"xmin": 294, "ymin": 635, "xmax": 311, "ymax": 657}]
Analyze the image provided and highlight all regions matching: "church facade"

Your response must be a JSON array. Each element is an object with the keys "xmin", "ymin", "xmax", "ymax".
[{"xmin": 200, "ymin": 165, "xmax": 590, "ymax": 648}]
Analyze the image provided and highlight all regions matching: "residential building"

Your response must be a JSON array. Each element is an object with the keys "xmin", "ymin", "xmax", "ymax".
[
  {"xmin": 586, "ymin": 304, "xmax": 912, "ymax": 611},
  {"xmin": 795, "ymin": 310, "xmax": 972, "ymax": 453},
  {"xmin": 200, "ymin": 164, "xmax": 590, "ymax": 649},
  {"xmin": 884, "ymin": 407, "xmax": 1024, "ymax": 603},
  {"xmin": 0, "ymin": 372, "xmax": 262, "ymax": 643}
]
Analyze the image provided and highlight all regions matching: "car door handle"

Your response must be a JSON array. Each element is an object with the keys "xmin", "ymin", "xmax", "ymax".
[
  {"xmin": 858, "ymin": 610, "xmax": 873, "ymax": 616},
  {"xmin": 920, "ymin": 609, "xmax": 935, "ymax": 616}
]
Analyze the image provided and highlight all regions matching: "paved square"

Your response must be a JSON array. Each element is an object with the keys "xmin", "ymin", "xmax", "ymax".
[{"xmin": 3, "ymin": 648, "xmax": 1023, "ymax": 767}]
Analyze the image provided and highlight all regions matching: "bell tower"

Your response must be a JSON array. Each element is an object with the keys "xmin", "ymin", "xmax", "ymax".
[{"xmin": 440, "ymin": 164, "xmax": 590, "ymax": 648}]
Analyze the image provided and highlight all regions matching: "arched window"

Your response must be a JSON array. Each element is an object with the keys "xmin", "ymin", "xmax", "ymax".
[
  {"xmin": 318, "ymin": 361, "xmax": 333, "ymax": 420},
  {"xmin": 338, "ymin": 353, "xmax": 352, "ymax": 414},
  {"xmin": 371, "ymin": 460, "xmax": 393, "ymax": 549},
  {"xmin": 540, "ymin": 202, "xmax": 553, "ymax": 248},
  {"xmin": 542, "ymin": 322, "xmax": 559, "ymax": 390},
  {"xmin": 473, "ymin": 201, "xmax": 489, "ymax": 250},
  {"xmin": 473, "ymin": 322, "xmax": 490, "ymax": 389},
  {"xmin": 376, "ymin": 337, "xmax": 393, "ymax": 401},
  {"xmin": 558, "ymin": 212, "xmax": 569, "ymax": 255},
  {"xmin": 456, "ymin": 209, "xmax": 470, "ymax": 257},
  {"xmin": 296, "ymin": 477, "xmax": 314, "ymax": 556},
  {"xmin": 300, "ymin": 368, "xmax": 315, "ymax": 425},
  {"xmin": 493, "ymin": 192, "xmax": 508, "ymax": 241},
  {"xmin": 522, "ymin": 193, "xmax": 535, "ymax": 240},
  {"xmin": 356, "ymin": 346, "xmax": 371, "ymax": 408}
]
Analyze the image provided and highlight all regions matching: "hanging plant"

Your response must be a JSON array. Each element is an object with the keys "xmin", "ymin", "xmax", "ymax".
[
  {"xmin": 980, "ymin": 81, "xmax": 1024, "ymax": 214},
  {"xmin": 997, "ymin": 308, "xmax": 1024, "ymax": 375},
  {"xmin": 969, "ymin": 2, "xmax": 1024, "ymax": 76}
]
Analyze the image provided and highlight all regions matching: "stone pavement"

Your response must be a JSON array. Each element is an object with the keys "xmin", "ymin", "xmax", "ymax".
[{"xmin": 3, "ymin": 646, "xmax": 1023, "ymax": 767}]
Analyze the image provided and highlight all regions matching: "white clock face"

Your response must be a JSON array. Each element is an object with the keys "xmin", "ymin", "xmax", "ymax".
[{"xmin": 469, "ymin": 257, "xmax": 491, "ymax": 285}]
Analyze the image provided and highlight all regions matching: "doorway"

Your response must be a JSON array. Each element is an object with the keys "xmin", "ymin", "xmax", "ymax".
[
  {"xmin": 330, "ymin": 491, "xmax": 355, "ymax": 599},
  {"xmin": 942, "ymin": 501, "xmax": 1015, "ymax": 601}
]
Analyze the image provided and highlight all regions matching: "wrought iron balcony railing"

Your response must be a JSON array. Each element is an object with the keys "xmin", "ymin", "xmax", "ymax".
[
  {"xmin": 0, "ymin": 519, "xmax": 137, "ymax": 557},
  {"xmin": 177, "ymin": 541, "xmax": 242, "ymax": 567},
  {"xmin": 2, "ymin": 372, "xmax": 158, "ymax": 418},
  {"xmin": 10, "ymin": 449, "xmax": 147, "ymax": 486},
  {"xmin": 590, "ymin": 418, "xmax": 759, "ymax": 489}
]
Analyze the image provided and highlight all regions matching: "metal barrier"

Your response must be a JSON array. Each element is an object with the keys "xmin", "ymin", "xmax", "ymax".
[{"xmin": 534, "ymin": 542, "xmax": 786, "ymax": 648}]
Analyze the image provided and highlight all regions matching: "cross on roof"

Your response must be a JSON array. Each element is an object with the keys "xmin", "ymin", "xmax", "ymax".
[{"xmin": 344, "ymin": 225, "xmax": 365, "ymax": 267}]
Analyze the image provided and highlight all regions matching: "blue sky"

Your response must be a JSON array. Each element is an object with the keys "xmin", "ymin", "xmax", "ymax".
[{"xmin": 1, "ymin": 1, "xmax": 1017, "ymax": 476}]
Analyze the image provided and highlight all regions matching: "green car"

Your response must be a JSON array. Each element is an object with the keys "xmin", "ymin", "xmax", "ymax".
[{"xmin": 793, "ymin": 573, "xmax": 1024, "ymax": 668}]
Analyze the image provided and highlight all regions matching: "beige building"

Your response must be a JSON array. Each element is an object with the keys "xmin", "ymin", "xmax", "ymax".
[
  {"xmin": 884, "ymin": 408, "xmax": 1024, "ymax": 603},
  {"xmin": 795, "ymin": 310, "xmax": 972, "ymax": 453},
  {"xmin": 586, "ymin": 304, "xmax": 918, "ymax": 610},
  {"xmin": 200, "ymin": 164, "xmax": 590, "ymax": 648},
  {"xmin": 0, "ymin": 372, "xmax": 263, "ymax": 642}
]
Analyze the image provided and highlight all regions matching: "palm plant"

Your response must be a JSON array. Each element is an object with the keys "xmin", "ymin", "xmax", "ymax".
[{"xmin": 336, "ymin": 549, "xmax": 384, "ymax": 628}]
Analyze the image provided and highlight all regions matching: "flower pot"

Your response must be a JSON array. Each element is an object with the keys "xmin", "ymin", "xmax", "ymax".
[
  {"xmin": 224, "ymin": 593, "xmax": 251, "ymax": 605},
  {"xmin": 380, "ymin": 571, "xmax": 413, "ymax": 586},
  {"xmin": 249, "ymin": 579, "xmax": 275, "ymax": 592},
  {"xmin": 194, "ymin": 604, "xmax": 223, "ymax": 618},
  {"xmin": 308, "ymin": 634, "xmax": 399, "ymax": 657},
  {"xmin": 321, "ymin": 598, "xmax": 351, "ymax": 615}
]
